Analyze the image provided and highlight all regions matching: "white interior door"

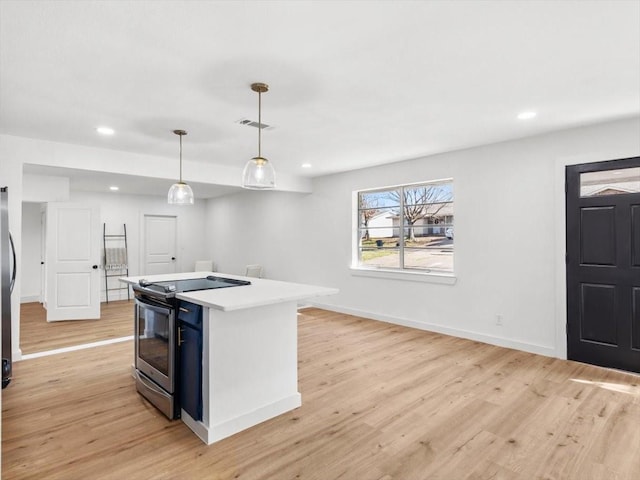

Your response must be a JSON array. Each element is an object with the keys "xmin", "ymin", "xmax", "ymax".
[
  {"xmin": 144, "ymin": 215, "xmax": 177, "ymax": 275},
  {"xmin": 45, "ymin": 203, "xmax": 101, "ymax": 321}
]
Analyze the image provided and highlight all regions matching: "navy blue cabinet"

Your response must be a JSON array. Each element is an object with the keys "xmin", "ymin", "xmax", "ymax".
[{"xmin": 178, "ymin": 301, "xmax": 203, "ymax": 421}]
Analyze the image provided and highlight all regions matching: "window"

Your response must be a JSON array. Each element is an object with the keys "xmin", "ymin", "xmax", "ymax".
[
  {"xmin": 355, "ymin": 179, "xmax": 454, "ymax": 274},
  {"xmin": 580, "ymin": 167, "xmax": 640, "ymax": 197}
]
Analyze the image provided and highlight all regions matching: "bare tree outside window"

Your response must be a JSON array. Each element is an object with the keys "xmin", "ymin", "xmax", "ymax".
[
  {"xmin": 387, "ymin": 185, "xmax": 453, "ymax": 241},
  {"xmin": 359, "ymin": 195, "xmax": 380, "ymax": 241},
  {"xmin": 356, "ymin": 180, "xmax": 454, "ymax": 272}
]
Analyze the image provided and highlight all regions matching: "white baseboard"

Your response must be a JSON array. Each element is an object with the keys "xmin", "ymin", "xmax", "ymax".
[
  {"xmin": 20, "ymin": 295, "xmax": 40, "ymax": 304},
  {"xmin": 12, "ymin": 347, "xmax": 23, "ymax": 362},
  {"xmin": 19, "ymin": 336, "xmax": 133, "ymax": 361},
  {"xmin": 181, "ymin": 410, "xmax": 210, "ymax": 445},
  {"xmin": 184, "ymin": 393, "xmax": 302, "ymax": 445},
  {"xmin": 307, "ymin": 301, "xmax": 557, "ymax": 358}
]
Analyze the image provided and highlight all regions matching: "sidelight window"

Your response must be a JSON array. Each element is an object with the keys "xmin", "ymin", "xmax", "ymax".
[{"xmin": 355, "ymin": 179, "xmax": 454, "ymax": 273}]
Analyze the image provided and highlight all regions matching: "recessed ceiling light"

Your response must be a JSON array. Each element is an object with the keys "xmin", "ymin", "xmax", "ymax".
[
  {"xmin": 109, "ymin": 186, "xmax": 119, "ymax": 191},
  {"xmin": 96, "ymin": 126, "xmax": 115, "ymax": 135},
  {"xmin": 301, "ymin": 163, "xmax": 312, "ymax": 168},
  {"xmin": 517, "ymin": 111, "xmax": 537, "ymax": 120}
]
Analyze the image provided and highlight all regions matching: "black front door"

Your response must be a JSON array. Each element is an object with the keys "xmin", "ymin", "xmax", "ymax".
[{"xmin": 566, "ymin": 156, "xmax": 640, "ymax": 373}]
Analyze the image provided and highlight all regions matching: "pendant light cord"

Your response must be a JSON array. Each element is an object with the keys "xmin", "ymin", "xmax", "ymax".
[
  {"xmin": 257, "ymin": 90, "xmax": 262, "ymax": 158},
  {"xmin": 179, "ymin": 133, "xmax": 183, "ymax": 183}
]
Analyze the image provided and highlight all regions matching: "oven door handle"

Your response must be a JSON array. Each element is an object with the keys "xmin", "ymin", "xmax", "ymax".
[
  {"xmin": 135, "ymin": 298, "xmax": 172, "ymax": 315},
  {"xmin": 135, "ymin": 369, "xmax": 164, "ymax": 393}
]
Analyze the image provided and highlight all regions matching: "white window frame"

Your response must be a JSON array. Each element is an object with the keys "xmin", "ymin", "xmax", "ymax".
[{"xmin": 351, "ymin": 179, "xmax": 456, "ymax": 284}]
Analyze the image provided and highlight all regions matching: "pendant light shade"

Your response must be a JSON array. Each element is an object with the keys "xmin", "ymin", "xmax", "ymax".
[
  {"xmin": 242, "ymin": 83, "xmax": 276, "ymax": 189},
  {"xmin": 242, "ymin": 156, "xmax": 276, "ymax": 190},
  {"xmin": 168, "ymin": 129, "xmax": 194, "ymax": 205},
  {"xmin": 168, "ymin": 182, "xmax": 194, "ymax": 205}
]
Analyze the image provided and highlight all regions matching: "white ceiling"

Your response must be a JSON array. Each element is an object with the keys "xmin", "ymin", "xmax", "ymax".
[{"xmin": 1, "ymin": 1, "xmax": 639, "ymax": 193}]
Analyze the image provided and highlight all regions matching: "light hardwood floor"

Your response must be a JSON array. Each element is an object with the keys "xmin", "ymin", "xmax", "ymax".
[
  {"xmin": 20, "ymin": 300, "xmax": 135, "ymax": 354},
  {"xmin": 3, "ymin": 308, "xmax": 639, "ymax": 479}
]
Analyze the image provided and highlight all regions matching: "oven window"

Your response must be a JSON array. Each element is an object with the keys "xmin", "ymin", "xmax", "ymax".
[{"xmin": 137, "ymin": 305, "xmax": 171, "ymax": 375}]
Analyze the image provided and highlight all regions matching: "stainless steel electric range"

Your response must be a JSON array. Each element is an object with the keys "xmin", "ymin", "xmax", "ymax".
[{"xmin": 132, "ymin": 275, "xmax": 251, "ymax": 419}]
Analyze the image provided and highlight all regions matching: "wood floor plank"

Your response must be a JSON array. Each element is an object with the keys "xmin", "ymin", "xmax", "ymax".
[
  {"xmin": 19, "ymin": 300, "xmax": 135, "ymax": 354},
  {"xmin": 2, "ymin": 307, "xmax": 639, "ymax": 479}
]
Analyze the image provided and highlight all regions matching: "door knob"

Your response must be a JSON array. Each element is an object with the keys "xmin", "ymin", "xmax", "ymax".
[
  {"xmin": 92, "ymin": 265, "xmax": 98, "ymax": 269},
  {"xmin": 171, "ymin": 257, "xmax": 176, "ymax": 261}
]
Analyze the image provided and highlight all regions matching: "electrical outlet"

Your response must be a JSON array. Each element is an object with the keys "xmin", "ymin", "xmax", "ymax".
[{"xmin": 495, "ymin": 314, "xmax": 503, "ymax": 326}]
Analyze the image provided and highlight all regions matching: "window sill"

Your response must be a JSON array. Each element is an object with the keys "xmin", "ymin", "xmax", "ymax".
[{"xmin": 349, "ymin": 266, "xmax": 457, "ymax": 285}]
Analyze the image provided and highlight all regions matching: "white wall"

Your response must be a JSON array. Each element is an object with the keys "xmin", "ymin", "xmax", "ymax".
[
  {"xmin": 205, "ymin": 117, "xmax": 640, "ymax": 358},
  {"xmin": 23, "ymin": 174, "xmax": 69, "ymax": 203},
  {"xmin": 20, "ymin": 202, "xmax": 42, "ymax": 303},
  {"xmin": 21, "ymin": 172, "xmax": 71, "ymax": 304},
  {"xmin": 69, "ymin": 190, "xmax": 208, "ymax": 300},
  {"xmin": 205, "ymin": 190, "xmax": 310, "ymax": 279},
  {"xmin": 2, "ymin": 133, "xmax": 295, "ymax": 360},
  {"xmin": 2, "ymin": 120, "xmax": 638, "ymax": 361},
  {"xmin": 19, "ymin": 190, "xmax": 209, "ymax": 303}
]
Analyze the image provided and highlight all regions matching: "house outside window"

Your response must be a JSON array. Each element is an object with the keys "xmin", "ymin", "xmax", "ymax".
[{"xmin": 356, "ymin": 179, "xmax": 454, "ymax": 273}]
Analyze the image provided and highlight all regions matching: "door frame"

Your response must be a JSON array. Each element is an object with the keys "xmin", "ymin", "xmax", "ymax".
[
  {"xmin": 40, "ymin": 205, "xmax": 45, "ymax": 304},
  {"xmin": 139, "ymin": 213, "xmax": 179, "ymax": 275},
  {"xmin": 554, "ymin": 149, "xmax": 639, "ymax": 360}
]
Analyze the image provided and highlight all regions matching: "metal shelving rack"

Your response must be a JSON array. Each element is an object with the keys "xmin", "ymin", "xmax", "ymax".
[{"xmin": 103, "ymin": 223, "xmax": 130, "ymax": 303}]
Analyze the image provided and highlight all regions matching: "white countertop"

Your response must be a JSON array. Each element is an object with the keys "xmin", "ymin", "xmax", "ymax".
[{"xmin": 120, "ymin": 272, "xmax": 338, "ymax": 312}]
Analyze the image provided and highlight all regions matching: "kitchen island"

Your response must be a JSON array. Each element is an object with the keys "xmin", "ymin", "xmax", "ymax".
[{"xmin": 121, "ymin": 272, "xmax": 338, "ymax": 445}]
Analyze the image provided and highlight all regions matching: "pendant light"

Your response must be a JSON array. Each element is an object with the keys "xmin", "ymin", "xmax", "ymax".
[
  {"xmin": 168, "ymin": 129, "xmax": 194, "ymax": 205},
  {"xmin": 242, "ymin": 82, "xmax": 276, "ymax": 189}
]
